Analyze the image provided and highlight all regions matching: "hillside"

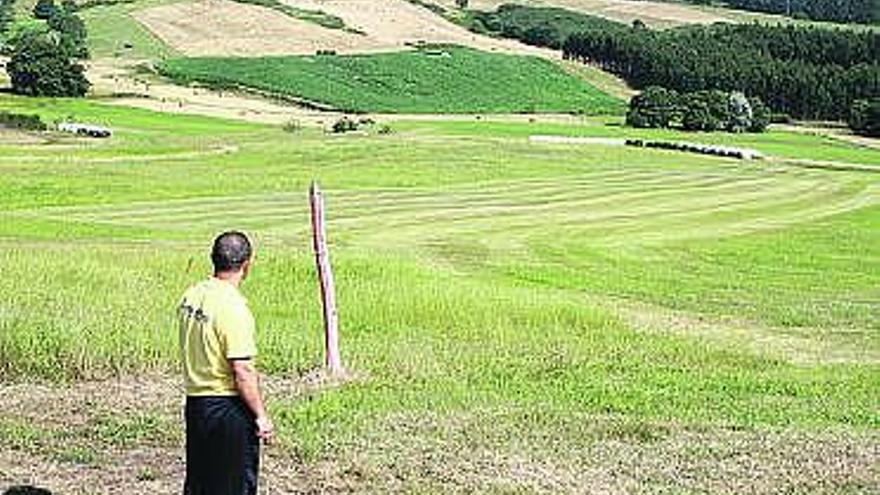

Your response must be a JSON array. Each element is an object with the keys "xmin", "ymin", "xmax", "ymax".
[
  {"xmin": 133, "ymin": 0, "xmax": 555, "ymax": 57},
  {"xmin": 158, "ymin": 46, "xmax": 624, "ymax": 114}
]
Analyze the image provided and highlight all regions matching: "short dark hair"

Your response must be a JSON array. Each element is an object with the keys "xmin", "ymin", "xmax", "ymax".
[{"xmin": 211, "ymin": 231, "xmax": 252, "ymax": 273}]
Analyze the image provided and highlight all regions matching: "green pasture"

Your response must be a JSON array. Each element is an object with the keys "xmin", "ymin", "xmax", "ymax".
[
  {"xmin": 158, "ymin": 46, "xmax": 625, "ymax": 114},
  {"xmin": 79, "ymin": 0, "xmax": 177, "ymax": 60},
  {"xmin": 0, "ymin": 95, "xmax": 878, "ymax": 490}
]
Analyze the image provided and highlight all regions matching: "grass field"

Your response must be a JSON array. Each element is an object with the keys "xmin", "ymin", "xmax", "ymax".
[
  {"xmin": 80, "ymin": 0, "xmax": 178, "ymax": 59},
  {"xmin": 158, "ymin": 46, "xmax": 625, "ymax": 114},
  {"xmin": 0, "ymin": 95, "xmax": 878, "ymax": 493}
]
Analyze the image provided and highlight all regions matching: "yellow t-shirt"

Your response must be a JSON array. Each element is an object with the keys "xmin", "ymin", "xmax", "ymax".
[{"xmin": 178, "ymin": 278, "xmax": 257, "ymax": 396}]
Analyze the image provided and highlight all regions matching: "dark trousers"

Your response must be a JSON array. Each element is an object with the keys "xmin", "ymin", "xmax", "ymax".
[{"xmin": 184, "ymin": 396, "xmax": 259, "ymax": 495}]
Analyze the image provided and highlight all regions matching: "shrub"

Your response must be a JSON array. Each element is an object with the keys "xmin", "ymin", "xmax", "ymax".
[
  {"xmin": 331, "ymin": 117, "xmax": 359, "ymax": 133},
  {"xmin": 849, "ymin": 98, "xmax": 880, "ymax": 138},
  {"xmin": 282, "ymin": 119, "xmax": 301, "ymax": 133},
  {"xmin": 0, "ymin": 111, "xmax": 48, "ymax": 131},
  {"xmin": 748, "ymin": 97, "xmax": 770, "ymax": 133}
]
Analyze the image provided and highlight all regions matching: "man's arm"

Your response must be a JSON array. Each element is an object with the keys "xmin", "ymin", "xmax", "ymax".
[{"xmin": 230, "ymin": 359, "xmax": 273, "ymax": 442}]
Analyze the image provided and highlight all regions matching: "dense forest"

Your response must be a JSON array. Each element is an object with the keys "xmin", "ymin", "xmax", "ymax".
[
  {"xmin": 470, "ymin": 4, "xmax": 625, "ymax": 48},
  {"xmin": 682, "ymin": 0, "xmax": 879, "ymax": 24},
  {"xmin": 473, "ymin": 6, "xmax": 879, "ymax": 120},
  {"xmin": 562, "ymin": 23, "xmax": 879, "ymax": 120},
  {"xmin": 472, "ymin": 6, "xmax": 879, "ymax": 121}
]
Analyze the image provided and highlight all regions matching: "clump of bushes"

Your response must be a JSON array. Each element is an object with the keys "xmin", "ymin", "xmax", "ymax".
[
  {"xmin": 330, "ymin": 116, "xmax": 387, "ymax": 134},
  {"xmin": 848, "ymin": 98, "xmax": 880, "ymax": 138},
  {"xmin": 0, "ymin": 111, "xmax": 48, "ymax": 131},
  {"xmin": 332, "ymin": 117, "xmax": 359, "ymax": 133},
  {"xmin": 626, "ymin": 87, "xmax": 769, "ymax": 133}
]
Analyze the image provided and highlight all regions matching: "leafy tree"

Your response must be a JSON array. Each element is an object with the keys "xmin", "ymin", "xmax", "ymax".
[
  {"xmin": 748, "ymin": 97, "xmax": 770, "ymax": 133},
  {"xmin": 6, "ymin": 30, "xmax": 90, "ymax": 96},
  {"xmin": 727, "ymin": 91, "xmax": 752, "ymax": 133},
  {"xmin": 680, "ymin": 90, "xmax": 730, "ymax": 132},
  {"xmin": 455, "ymin": 0, "xmax": 468, "ymax": 8},
  {"xmin": 32, "ymin": 0, "xmax": 57, "ymax": 20},
  {"xmin": 626, "ymin": 86, "xmax": 680, "ymax": 128},
  {"xmin": 1, "ymin": 19, "xmax": 48, "ymax": 56},
  {"xmin": 48, "ymin": 8, "xmax": 88, "ymax": 58}
]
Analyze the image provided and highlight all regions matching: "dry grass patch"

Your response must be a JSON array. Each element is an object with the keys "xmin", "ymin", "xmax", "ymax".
[
  {"xmin": 133, "ymin": 0, "xmax": 556, "ymax": 57},
  {"xmin": 134, "ymin": 0, "xmax": 381, "ymax": 56},
  {"xmin": 279, "ymin": 0, "xmax": 553, "ymax": 56}
]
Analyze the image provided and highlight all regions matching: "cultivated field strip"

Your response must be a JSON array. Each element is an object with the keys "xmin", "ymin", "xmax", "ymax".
[{"xmin": 16, "ymin": 166, "xmax": 875, "ymax": 250}]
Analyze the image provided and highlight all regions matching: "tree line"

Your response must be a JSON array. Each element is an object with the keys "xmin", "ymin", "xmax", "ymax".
[
  {"xmin": 681, "ymin": 0, "xmax": 879, "ymax": 24},
  {"xmin": 469, "ymin": 4, "xmax": 624, "ymax": 49},
  {"xmin": 627, "ymin": 86, "xmax": 770, "ymax": 132},
  {"xmin": 562, "ymin": 22, "xmax": 879, "ymax": 121}
]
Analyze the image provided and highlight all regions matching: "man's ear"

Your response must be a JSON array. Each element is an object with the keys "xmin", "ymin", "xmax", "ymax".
[{"xmin": 241, "ymin": 258, "xmax": 252, "ymax": 279}]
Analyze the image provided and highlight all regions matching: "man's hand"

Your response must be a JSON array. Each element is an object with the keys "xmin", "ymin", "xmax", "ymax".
[
  {"xmin": 231, "ymin": 359, "xmax": 272, "ymax": 444},
  {"xmin": 256, "ymin": 415, "xmax": 274, "ymax": 443}
]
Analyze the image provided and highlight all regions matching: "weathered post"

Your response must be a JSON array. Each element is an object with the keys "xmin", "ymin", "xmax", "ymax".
[{"xmin": 309, "ymin": 181, "xmax": 343, "ymax": 375}]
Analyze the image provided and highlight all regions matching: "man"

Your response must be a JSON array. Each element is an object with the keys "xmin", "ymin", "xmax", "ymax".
[{"xmin": 178, "ymin": 231, "xmax": 273, "ymax": 495}]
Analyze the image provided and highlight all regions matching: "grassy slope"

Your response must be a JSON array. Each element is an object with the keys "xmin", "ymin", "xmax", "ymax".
[
  {"xmin": 0, "ymin": 96, "xmax": 877, "ymax": 490},
  {"xmin": 158, "ymin": 46, "xmax": 625, "ymax": 114},
  {"xmin": 80, "ymin": 0, "xmax": 178, "ymax": 60}
]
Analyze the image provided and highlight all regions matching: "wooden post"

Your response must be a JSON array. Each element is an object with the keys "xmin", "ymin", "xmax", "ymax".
[{"xmin": 309, "ymin": 181, "xmax": 343, "ymax": 375}]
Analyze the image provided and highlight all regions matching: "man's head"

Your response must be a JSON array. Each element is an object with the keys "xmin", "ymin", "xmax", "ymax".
[{"xmin": 211, "ymin": 231, "xmax": 253, "ymax": 278}]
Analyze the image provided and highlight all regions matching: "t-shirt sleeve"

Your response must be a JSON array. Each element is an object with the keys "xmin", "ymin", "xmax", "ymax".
[{"xmin": 216, "ymin": 301, "xmax": 257, "ymax": 360}]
